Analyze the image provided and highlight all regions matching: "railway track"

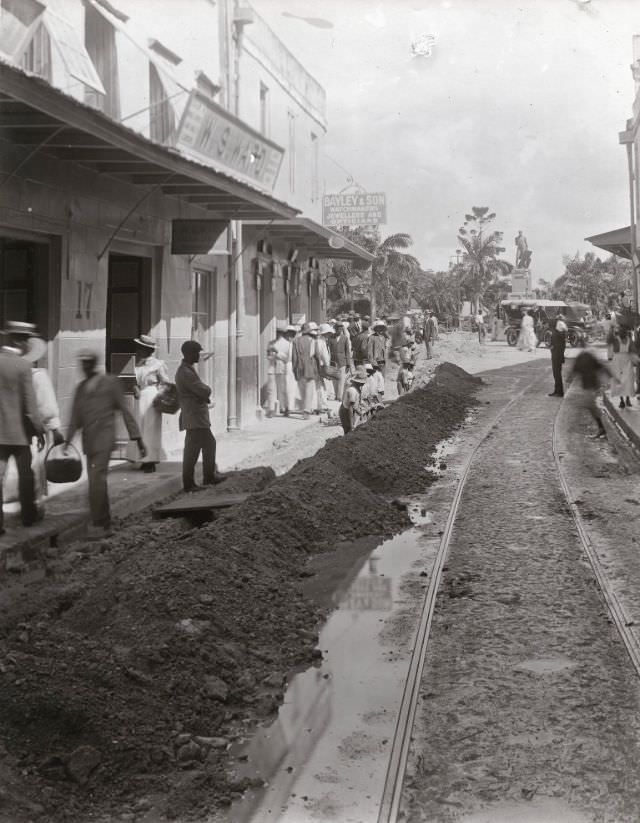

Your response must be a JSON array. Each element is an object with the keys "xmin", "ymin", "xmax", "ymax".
[{"xmin": 377, "ymin": 377, "xmax": 640, "ymax": 823}]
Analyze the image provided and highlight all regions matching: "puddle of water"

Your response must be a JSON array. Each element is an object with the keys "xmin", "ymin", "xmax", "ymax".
[
  {"xmin": 459, "ymin": 797, "xmax": 589, "ymax": 822},
  {"xmin": 514, "ymin": 657, "xmax": 576, "ymax": 674},
  {"xmin": 228, "ymin": 526, "xmax": 442, "ymax": 823}
]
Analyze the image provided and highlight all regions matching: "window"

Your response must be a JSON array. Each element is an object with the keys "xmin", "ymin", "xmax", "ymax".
[
  {"xmin": 84, "ymin": 1, "xmax": 120, "ymax": 119},
  {"xmin": 0, "ymin": 0, "xmax": 42, "ymax": 60},
  {"xmin": 259, "ymin": 82, "xmax": 269, "ymax": 136},
  {"xmin": 192, "ymin": 269, "xmax": 214, "ymax": 343},
  {"xmin": 149, "ymin": 62, "xmax": 175, "ymax": 144},
  {"xmin": 21, "ymin": 20, "xmax": 51, "ymax": 81},
  {"xmin": 310, "ymin": 132, "xmax": 319, "ymax": 202},
  {"xmin": 287, "ymin": 111, "xmax": 296, "ymax": 194}
]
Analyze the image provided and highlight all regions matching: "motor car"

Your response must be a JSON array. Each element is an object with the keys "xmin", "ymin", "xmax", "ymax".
[{"xmin": 499, "ymin": 299, "xmax": 588, "ymax": 348}]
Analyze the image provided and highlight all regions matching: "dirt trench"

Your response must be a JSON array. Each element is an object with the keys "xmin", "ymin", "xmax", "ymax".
[{"xmin": 0, "ymin": 363, "xmax": 481, "ymax": 823}]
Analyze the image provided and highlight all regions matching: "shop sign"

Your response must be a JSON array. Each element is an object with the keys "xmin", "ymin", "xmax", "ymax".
[
  {"xmin": 175, "ymin": 91, "xmax": 284, "ymax": 191},
  {"xmin": 323, "ymin": 191, "xmax": 387, "ymax": 227},
  {"xmin": 291, "ymin": 313, "xmax": 306, "ymax": 326},
  {"xmin": 171, "ymin": 220, "xmax": 227, "ymax": 254}
]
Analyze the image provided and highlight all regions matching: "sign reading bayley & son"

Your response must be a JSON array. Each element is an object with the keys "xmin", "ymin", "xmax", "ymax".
[
  {"xmin": 175, "ymin": 91, "xmax": 284, "ymax": 191},
  {"xmin": 323, "ymin": 191, "xmax": 387, "ymax": 227}
]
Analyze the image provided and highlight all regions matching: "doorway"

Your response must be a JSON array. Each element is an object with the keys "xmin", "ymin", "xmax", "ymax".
[
  {"xmin": 106, "ymin": 254, "xmax": 151, "ymax": 392},
  {"xmin": 0, "ymin": 236, "xmax": 50, "ymax": 340}
]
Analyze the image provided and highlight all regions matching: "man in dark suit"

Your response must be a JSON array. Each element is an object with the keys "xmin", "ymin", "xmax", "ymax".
[
  {"xmin": 549, "ymin": 313, "xmax": 568, "ymax": 397},
  {"xmin": 175, "ymin": 340, "xmax": 223, "ymax": 492},
  {"xmin": 0, "ymin": 322, "xmax": 45, "ymax": 534},
  {"xmin": 66, "ymin": 350, "xmax": 145, "ymax": 538}
]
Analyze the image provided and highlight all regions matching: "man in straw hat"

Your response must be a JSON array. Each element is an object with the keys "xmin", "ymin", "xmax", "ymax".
[
  {"xmin": 339, "ymin": 366, "xmax": 367, "ymax": 434},
  {"xmin": 265, "ymin": 321, "xmax": 292, "ymax": 417},
  {"xmin": 66, "ymin": 350, "xmax": 146, "ymax": 538},
  {"xmin": 0, "ymin": 321, "xmax": 45, "ymax": 534},
  {"xmin": 291, "ymin": 322, "xmax": 319, "ymax": 417},
  {"xmin": 368, "ymin": 319, "xmax": 388, "ymax": 375}
]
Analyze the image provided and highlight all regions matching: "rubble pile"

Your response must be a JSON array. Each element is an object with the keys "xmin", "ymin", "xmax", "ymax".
[{"xmin": 0, "ymin": 363, "xmax": 481, "ymax": 822}]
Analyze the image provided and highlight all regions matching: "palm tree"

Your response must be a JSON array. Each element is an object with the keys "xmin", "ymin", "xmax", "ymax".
[
  {"xmin": 454, "ymin": 207, "xmax": 511, "ymax": 312},
  {"xmin": 370, "ymin": 232, "xmax": 421, "ymax": 318}
]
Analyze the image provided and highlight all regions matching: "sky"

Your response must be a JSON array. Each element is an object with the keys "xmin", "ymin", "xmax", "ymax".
[{"xmin": 251, "ymin": 0, "xmax": 640, "ymax": 284}]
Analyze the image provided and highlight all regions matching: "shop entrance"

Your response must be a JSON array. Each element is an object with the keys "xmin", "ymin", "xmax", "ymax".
[
  {"xmin": 106, "ymin": 253, "xmax": 151, "ymax": 394},
  {"xmin": 0, "ymin": 236, "xmax": 50, "ymax": 341}
]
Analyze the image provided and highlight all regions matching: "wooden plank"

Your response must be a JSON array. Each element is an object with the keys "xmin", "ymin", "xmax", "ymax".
[{"xmin": 154, "ymin": 491, "xmax": 250, "ymax": 519}]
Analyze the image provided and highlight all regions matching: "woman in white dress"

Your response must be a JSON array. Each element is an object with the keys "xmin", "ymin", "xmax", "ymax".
[
  {"xmin": 611, "ymin": 327, "xmax": 638, "ymax": 409},
  {"xmin": 517, "ymin": 310, "xmax": 537, "ymax": 352},
  {"xmin": 127, "ymin": 335, "xmax": 169, "ymax": 472}
]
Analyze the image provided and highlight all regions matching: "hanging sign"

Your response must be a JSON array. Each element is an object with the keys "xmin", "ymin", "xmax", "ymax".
[
  {"xmin": 171, "ymin": 220, "xmax": 227, "ymax": 254},
  {"xmin": 323, "ymin": 191, "xmax": 387, "ymax": 227},
  {"xmin": 175, "ymin": 91, "xmax": 284, "ymax": 190}
]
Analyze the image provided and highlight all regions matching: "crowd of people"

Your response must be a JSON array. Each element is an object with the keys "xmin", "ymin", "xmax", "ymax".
[
  {"xmin": 0, "ymin": 324, "xmax": 225, "ymax": 540},
  {"xmin": 265, "ymin": 310, "xmax": 428, "ymax": 434}
]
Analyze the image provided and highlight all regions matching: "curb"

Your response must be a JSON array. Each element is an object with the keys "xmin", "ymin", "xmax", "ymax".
[{"xmin": 602, "ymin": 393, "xmax": 640, "ymax": 450}]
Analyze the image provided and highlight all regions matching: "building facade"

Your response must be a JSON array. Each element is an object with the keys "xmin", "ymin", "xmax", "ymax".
[{"xmin": 0, "ymin": 0, "xmax": 372, "ymax": 452}]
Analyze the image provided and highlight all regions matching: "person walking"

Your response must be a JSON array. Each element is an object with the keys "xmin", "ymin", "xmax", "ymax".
[
  {"xmin": 265, "ymin": 322, "xmax": 291, "ymax": 417},
  {"xmin": 0, "ymin": 322, "xmax": 45, "ymax": 535},
  {"xmin": 329, "ymin": 320, "xmax": 354, "ymax": 400},
  {"xmin": 423, "ymin": 312, "xmax": 437, "ymax": 359},
  {"xmin": 175, "ymin": 340, "xmax": 223, "ymax": 492},
  {"xmin": 126, "ymin": 335, "xmax": 169, "ymax": 472},
  {"xmin": 22, "ymin": 334, "xmax": 64, "ymax": 512},
  {"xmin": 518, "ymin": 309, "xmax": 537, "ymax": 352},
  {"xmin": 548, "ymin": 313, "xmax": 568, "ymax": 397},
  {"xmin": 368, "ymin": 319, "xmax": 387, "ymax": 375},
  {"xmin": 66, "ymin": 350, "xmax": 146, "ymax": 538},
  {"xmin": 475, "ymin": 307, "xmax": 487, "ymax": 344},
  {"xmin": 339, "ymin": 367, "xmax": 367, "ymax": 434},
  {"xmin": 610, "ymin": 326, "xmax": 638, "ymax": 409},
  {"xmin": 571, "ymin": 349, "xmax": 613, "ymax": 439},
  {"xmin": 291, "ymin": 322, "xmax": 319, "ymax": 417}
]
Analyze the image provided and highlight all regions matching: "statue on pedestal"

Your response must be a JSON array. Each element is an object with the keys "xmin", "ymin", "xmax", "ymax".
[{"xmin": 515, "ymin": 230, "xmax": 532, "ymax": 269}]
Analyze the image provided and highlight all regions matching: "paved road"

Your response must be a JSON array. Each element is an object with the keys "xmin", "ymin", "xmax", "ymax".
[{"xmin": 401, "ymin": 358, "xmax": 640, "ymax": 823}]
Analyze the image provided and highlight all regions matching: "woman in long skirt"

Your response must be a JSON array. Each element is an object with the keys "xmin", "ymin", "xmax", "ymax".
[
  {"xmin": 127, "ymin": 335, "xmax": 169, "ymax": 472},
  {"xmin": 517, "ymin": 310, "xmax": 537, "ymax": 352},
  {"xmin": 611, "ymin": 327, "xmax": 638, "ymax": 409}
]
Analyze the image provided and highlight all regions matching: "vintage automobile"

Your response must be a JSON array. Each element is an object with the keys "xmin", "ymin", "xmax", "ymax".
[{"xmin": 500, "ymin": 299, "xmax": 588, "ymax": 348}]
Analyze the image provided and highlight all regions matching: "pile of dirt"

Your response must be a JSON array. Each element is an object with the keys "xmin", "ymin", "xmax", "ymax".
[{"xmin": 0, "ymin": 363, "xmax": 481, "ymax": 822}]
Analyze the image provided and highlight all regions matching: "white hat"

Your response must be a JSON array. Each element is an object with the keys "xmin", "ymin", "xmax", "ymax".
[
  {"xmin": 373, "ymin": 319, "xmax": 387, "ymax": 329},
  {"xmin": 363, "ymin": 362, "xmax": 374, "ymax": 372},
  {"xmin": 133, "ymin": 334, "xmax": 157, "ymax": 349},
  {"xmin": 275, "ymin": 321, "xmax": 288, "ymax": 332},
  {"xmin": 304, "ymin": 321, "xmax": 319, "ymax": 334},
  {"xmin": 23, "ymin": 336, "xmax": 48, "ymax": 363},
  {"xmin": 318, "ymin": 323, "xmax": 334, "ymax": 335},
  {"xmin": 286, "ymin": 325, "xmax": 297, "ymax": 333}
]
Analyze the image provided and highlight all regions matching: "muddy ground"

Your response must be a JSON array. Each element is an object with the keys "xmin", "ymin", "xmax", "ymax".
[{"xmin": 0, "ymin": 363, "xmax": 482, "ymax": 823}]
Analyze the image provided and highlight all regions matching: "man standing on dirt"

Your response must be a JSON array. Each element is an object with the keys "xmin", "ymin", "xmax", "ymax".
[
  {"xmin": 368, "ymin": 319, "xmax": 387, "ymax": 374},
  {"xmin": 549, "ymin": 313, "xmax": 568, "ymax": 397},
  {"xmin": 353, "ymin": 318, "xmax": 371, "ymax": 367},
  {"xmin": 291, "ymin": 322, "xmax": 319, "ymax": 418},
  {"xmin": 329, "ymin": 320, "xmax": 353, "ymax": 402},
  {"xmin": 423, "ymin": 312, "xmax": 438, "ymax": 359},
  {"xmin": 66, "ymin": 350, "xmax": 146, "ymax": 537},
  {"xmin": 175, "ymin": 340, "xmax": 223, "ymax": 492}
]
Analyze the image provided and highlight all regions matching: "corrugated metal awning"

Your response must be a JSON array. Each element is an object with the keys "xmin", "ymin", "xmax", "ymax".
[
  {"xmin": 0, "ymin": 59, "xmax": 299, "ymax": 222},
  {"xmin": 585, "ymin": 226, "xmax": 632, "ymax": 260},
  {"xmin": 245, "ymin": 217, "xmax": 375, "ymax": 264}
]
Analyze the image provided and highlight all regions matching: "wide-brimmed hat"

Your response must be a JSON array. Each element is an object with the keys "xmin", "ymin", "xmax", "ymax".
[
  {"xmin": 372, "ymin": 319, "xmax": 387, "ymax": 329},
  {"xmin": 275, "ymin": 321, "xmax": 288, "ymax": 332},
  {"xmin": 78, "ymin": 348, "xmax": 99, "ymax": 361},
  {"xmin": 286, "ymin": 325, "xmax": 297, "ymax": 333},
  {"xmin": 3, "ymin": 320, "xmax": 37, "ymax": 336},
  {"xmin": 133, "ymin": 334, "xmax": 157, "ymax": 349},
  {"xmin": 304, "ymin": 321, "xmax": 319, "ymax": 334},
  {"xmin": 351, "ymin": 366, "xmax": 368, "ymax": 384},
  {"xmin": 363, "ymin": 362, "xmax": 374, "ymax": 372},
  {"xmin": 23, "ymin": 336, "xmax": 48, "ymax": 363},
  {"xmin": 318, "ymin": 323, "xmax": 334, "ymax": 335}
]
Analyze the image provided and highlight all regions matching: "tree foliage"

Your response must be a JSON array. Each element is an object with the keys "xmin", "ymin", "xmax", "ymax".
[
  {"xmin": 551, "ymin": 252, "xmax": 632, "ymax": 307},
  {"xmin": 453, "ymin": 206, "xmax": 511, "ymax": 310}
]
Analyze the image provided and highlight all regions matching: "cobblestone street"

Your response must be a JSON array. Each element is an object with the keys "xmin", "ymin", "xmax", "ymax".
[{"xmin": 402, "ymin": 358, "xmax": 640, "ymax": 823}]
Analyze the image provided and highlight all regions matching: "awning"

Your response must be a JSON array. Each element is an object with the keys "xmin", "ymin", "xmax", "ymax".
[
  {"xmin": 585, "ymin": 226, "xmax": 632, "ymax": 260},
  {"xmin": 0, "ymin": 59, "xmax": 299, "ymax": 223},
  {"xmin": 244, "ymin": 218, "xmax": 376, "ymax": 265}
]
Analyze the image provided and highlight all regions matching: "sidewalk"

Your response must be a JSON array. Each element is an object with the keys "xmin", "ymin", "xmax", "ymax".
[
  {"xmin": 0, "ymin": 408, "xmax": 334, "ymax": 571},
  {"xmin": 603, "ymin": 390, "xmax": 640, "ymax": 449}
]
